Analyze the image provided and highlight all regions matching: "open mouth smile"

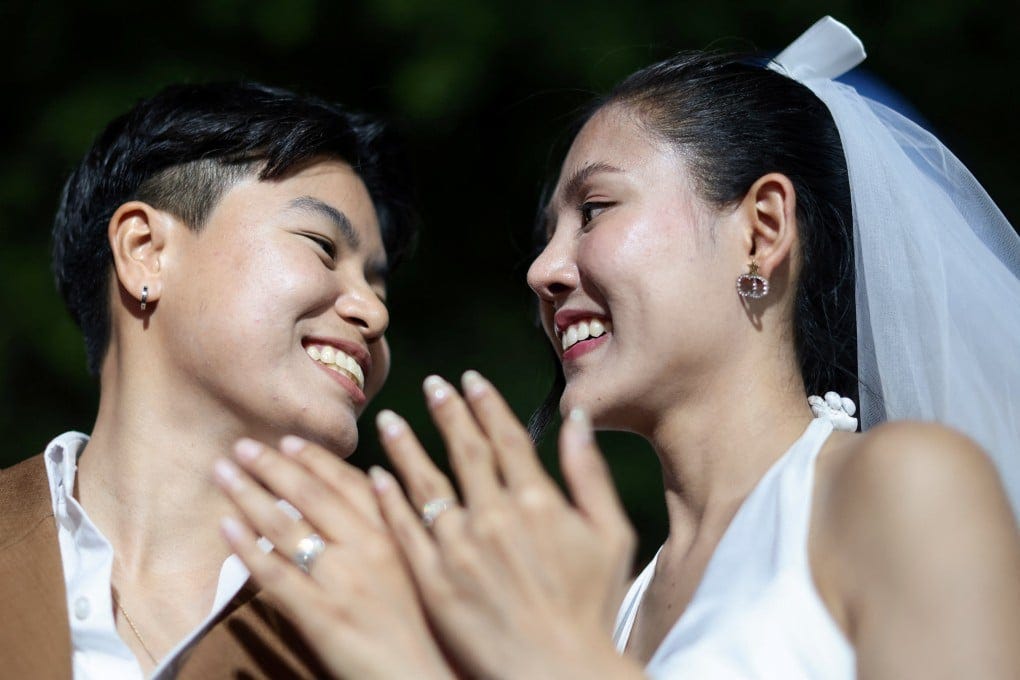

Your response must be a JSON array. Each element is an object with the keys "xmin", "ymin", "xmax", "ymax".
[
  {"xmin": 558, "ymin": 318, "xmax": 612, "ymax": 351},
  {"xmin": 305, "ymin": 343, "xmax": 366, "ymax": 391}
]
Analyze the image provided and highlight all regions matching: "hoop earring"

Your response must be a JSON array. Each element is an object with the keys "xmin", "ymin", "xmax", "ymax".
[
  {"xmin": 736, "ymin": 261, "xmax": 769, "ymax": 299},
  {"xmin": 140, "ymin": 285, "xmax": 149, "ymax": 311}
]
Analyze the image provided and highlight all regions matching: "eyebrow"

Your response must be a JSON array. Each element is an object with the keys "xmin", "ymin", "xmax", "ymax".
[
  {"xmin": 286, "ymin": 196, "xmax": 391, "ymax": 280},
  {"xmin": 560, "ymin": 162, "xmax": 625, "ymax": 206},
  {"xmin": 286, "ymin": 196, "xmax": 361, "ymax": 251},
  {"xmin": 542, "ymin": 161, "xmax": 625, "ymax": 231}
]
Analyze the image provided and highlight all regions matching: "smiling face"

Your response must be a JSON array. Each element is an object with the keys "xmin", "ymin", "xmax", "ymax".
[
  {"xmin": 527, "ymin": 106, "xmax": 751, "ymax": 432},
  {"xmin": 156, "ymin": 159, "xmax": 390, "ymax": 455}
]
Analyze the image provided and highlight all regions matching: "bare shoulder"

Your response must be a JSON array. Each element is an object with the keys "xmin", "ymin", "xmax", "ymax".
[
  {"xmin": 807, "ymin": 422, "xmax": 1020, "ymax": 675},
  {"xmin": 816, "ymin": 421, "xmax": 1015, "ymax": 532},
  {"xmin": 810, "ymin": 421, "xmax": 1020, "ymax": 640}
]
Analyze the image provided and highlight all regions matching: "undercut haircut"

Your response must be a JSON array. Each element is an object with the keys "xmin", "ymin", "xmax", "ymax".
[{"xmin": 52, "ymin": 81, "xmax": 416, "ymax": 375}]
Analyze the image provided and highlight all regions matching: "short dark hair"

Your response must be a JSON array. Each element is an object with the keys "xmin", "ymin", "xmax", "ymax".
[
  {"xmin": 52, "ymin": 81, "xmax": 417, "ymax": 375},
  {"xmin": 530, "ymin": 51, "xmax": 856, "ymax": 437}
]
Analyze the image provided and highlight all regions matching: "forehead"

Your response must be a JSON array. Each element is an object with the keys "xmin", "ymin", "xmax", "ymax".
[
  {"xmin": 215, "ymin": 159, "xmax": 385, "ymax": 246},
  {"xmin": 550, "ymin": 106, "xmax": 678, "ymax": 206}
]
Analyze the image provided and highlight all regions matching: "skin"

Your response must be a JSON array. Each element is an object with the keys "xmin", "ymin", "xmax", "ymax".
[
  {"xmin": 76, "ymin": 158, "xmax": 403, "ymax": 673},
  {"xmin": 220, "ymin": 106, "xmax": 1020, "ymax": 678},
  {"xmin": 216, "ymin": 371, "xmax": 640, "ymax": 680},
  {"xmin": 528, "ymin": 105, "xmax": 1020, "ymax": 676}
]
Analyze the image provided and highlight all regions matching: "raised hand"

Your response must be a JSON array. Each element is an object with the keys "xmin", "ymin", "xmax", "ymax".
[
  {"xmin": 370, "ymin": 371, "xmax": 643, "ymax": 679},
  {"xmin": 213, "ymin": 436, "xmax": 454, "ymax": 680}
]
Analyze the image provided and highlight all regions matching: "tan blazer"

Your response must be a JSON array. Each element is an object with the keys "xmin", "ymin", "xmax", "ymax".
[{"xmin": 0, "ymin": 455, "xmax": 330, "ymax": 679}]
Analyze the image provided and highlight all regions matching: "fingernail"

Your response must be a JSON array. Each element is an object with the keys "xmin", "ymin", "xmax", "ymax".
[
  {"xmin": 220, "ymin": 516, "xmax": 244, "ymax": 541},
  {"xmin": 214, "ymin": 458, "xmax": 242, "ymax": 489},
  {"xmin": 461, "ymin": 370, "xmax": 487, "ymax": 398},
  {"xmin": 234, "ymin": 438, "xmax": 261, "ymax": 462},
  {"xmin": 568, "ymin": 408, "xmax": 592, "ymax": 444},
  {"xmin": 423, "ymin": 375, "xmax": 451, "ymax": 405},
  {"xmin": 368, "ymin": 465, "xmax": 392, "ymax": 492},
  {"xmin": 279, "ymin": 435, "xmax": 305, "ymax": 456},
  {"xmin": 376, "ymin": 410, "xmax": 405, "ymax": 439}
]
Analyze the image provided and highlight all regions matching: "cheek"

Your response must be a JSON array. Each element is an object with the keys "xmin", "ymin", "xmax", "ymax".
[
  {"xmin": 539, "ymin": 304, "xmax": 556, "ymax": 340},
  {"xmin": 239, "ymin": 246, "xmax": 331, "ymax": 314},
  {"xmin": 579, "ymin": 221, "xmax": 681, "ymax": 298},
  {"xmin": 367, "ymin": 338, "xmax": 391, "ymax": 397}
]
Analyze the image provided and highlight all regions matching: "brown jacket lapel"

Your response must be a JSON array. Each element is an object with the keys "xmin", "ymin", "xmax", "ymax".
[
  {"xmin": 0, "ymin": 454, "xmax": 73, "ymax": 679},
  {"xmin": 176, "ymin": 584, "xmax": 330, "ymax": 678},
  {"xmin": 0, "ymin": 454, "xmax": 330, "ymax": 679}
]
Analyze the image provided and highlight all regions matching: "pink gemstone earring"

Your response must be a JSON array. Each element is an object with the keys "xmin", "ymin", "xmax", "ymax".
[{"xmin": 736, "ymin": 260, "xmax": 769, "ymax": 299}]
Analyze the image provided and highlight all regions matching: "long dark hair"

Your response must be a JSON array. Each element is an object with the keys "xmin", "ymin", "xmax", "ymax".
[{"xmin": 530, "ymin": 51, "xmax": 856, "ymax": 438}]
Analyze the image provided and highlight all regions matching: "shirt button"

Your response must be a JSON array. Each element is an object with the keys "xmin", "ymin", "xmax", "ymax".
[{"xmin": 73, "ymin": 596, "xmax": 91, "ymax": 620}]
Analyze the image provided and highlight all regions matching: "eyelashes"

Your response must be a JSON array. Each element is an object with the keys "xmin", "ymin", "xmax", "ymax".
[
  {"xmin": 302, "ymin": 232, "xmax": 389, "ymax": 301},
  {"xmin": 304, "ymin": 233, "xmax": 337, "ymax": 259},
  {"xmin": 579, "ymin": 201, "xmax": 612, "ymax": 227}
]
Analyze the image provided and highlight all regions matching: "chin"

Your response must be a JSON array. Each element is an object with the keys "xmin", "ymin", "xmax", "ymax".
[
  {"xmin": 560, "ymin": 380, "xmax": 648, "ymax": 434},
  {"xmin": 320, "ymin": 432, "xmax": 359, "ymax": 458},
  {"xmin": 280, "ymin": 405, "xmax": 361, "ymax": 458},
  {"xmin": 559, "ymin": 385, "xmax": 607, "ymax": 424}
]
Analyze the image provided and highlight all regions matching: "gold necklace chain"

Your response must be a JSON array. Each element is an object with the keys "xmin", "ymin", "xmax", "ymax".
[{"xmin": 112, "ymin": 591, "xmax": 158, "ymax": 665}]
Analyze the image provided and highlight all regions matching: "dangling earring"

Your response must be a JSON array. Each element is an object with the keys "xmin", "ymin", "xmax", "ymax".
[
  {"xmin": 140, "ymin": 285, "xmax": 149, "ymax": 311},
  {"xmin": 736, "ymin": 260, "xmax": 769, "ymax": 299}
]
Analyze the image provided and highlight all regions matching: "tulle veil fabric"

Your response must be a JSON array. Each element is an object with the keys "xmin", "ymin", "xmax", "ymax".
[{"xmin": 771, "ymin": 17, "xmax": 1020, "ymax": 519}]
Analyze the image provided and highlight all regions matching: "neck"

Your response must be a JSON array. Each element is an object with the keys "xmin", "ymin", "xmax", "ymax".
[
  {"xmin": 647, "ymin": 350, "xmax": 814, "ymax": 545},
  {"xmin": 77, "ymin": 357, "xmax": 244, "ymax": 583}
]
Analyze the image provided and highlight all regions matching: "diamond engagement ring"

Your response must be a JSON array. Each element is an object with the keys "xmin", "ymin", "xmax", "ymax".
[
  {"xmin": 292, "ymin": 533, "xmax": 326, "ymax": 573},
  {"xmin": 421, "ymin": 497, "xmax": 457, "ymax": 527}
]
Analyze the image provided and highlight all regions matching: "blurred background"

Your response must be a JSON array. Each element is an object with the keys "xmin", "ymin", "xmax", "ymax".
[{"xmin": 1, "ymin": 0, "xmax": 1016, "ymax": 565}]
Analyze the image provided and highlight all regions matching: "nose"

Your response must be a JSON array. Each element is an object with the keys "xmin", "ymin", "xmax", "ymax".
[
  {"xmin": 527, "ymin": 229, "xmax": 577, "ymax": 304},
  {"xmin": 335, "ymin": 281, "xmax": 389, "ymax": 342}
]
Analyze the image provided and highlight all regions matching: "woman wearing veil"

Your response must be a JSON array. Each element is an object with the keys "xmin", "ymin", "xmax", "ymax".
[{"xmin": 214, "ymin": 17, "xmax": 1020, "ymax": 679}]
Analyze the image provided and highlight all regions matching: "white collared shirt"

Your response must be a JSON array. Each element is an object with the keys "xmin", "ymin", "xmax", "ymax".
[{"xmin": 44, "ymin": 432, "xmax": 251, "ymax": 680}]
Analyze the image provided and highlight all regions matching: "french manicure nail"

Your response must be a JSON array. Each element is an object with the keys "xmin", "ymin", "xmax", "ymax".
[
  {"xmin": 279, "ymin": 435, "xmax": 305, "ymax": 456},
  {"xmin": 368, "ymin": 465, "xmax": 392, "ymax": 492},
  {"xmin": 376, "ymin": 410, "xmax": 405, "ymax": 439},
  {"xmin": 568, "ymin": 408, "xmax": 592, "ymax": 443},
  {"xmin": 423, "ymin": 375, "xmax": 450, "ymax": 404},
  {"xmin": 234, "ymin": 438, "xmax": 261, "ymax": 462},
  {"xmin": 214, "ymin": 458, "xmax": 242, "ymax": 489},
  {"xmin": 220, "ymin": 516, "xmax": 244, "ymax": 541},
  {"xmin": 569, "ymin": 407, "xmax": 590, "ymax": 425},
  {"xmin": 461, "ymin": 370, "xmax": 487, "ymax": 397}
]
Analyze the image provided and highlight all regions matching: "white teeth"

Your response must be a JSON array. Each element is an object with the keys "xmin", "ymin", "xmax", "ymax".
[
  {"xmin": 559, "ymin": 318, "xmax": 611, "ymax": 352},
  {"xmin": 305, "ymin": 344, "xmax": 365, "ymax": 390}
]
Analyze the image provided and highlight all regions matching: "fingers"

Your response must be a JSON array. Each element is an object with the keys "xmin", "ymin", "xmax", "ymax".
[
  {"xmin": 557, "ymin": 409, "xmax": 631, "ymax": 535},
  {"xmin": 369, "ymin": 465, "xmax": 446, "ymax": 589},
  {"xmin": 213, "ymin": 457, "xmax": 321, "ymax": 565},
  {"xmin": 277, "ymin": 435, "xmax": 382, "ymax": 527},
  {"xmin": 218, "ymin": 516, "xmax": 330, "ymax": 634},
  {"xmin": 422, "ymin": 375, "xmax": 501, "ymax": 506},
  {"xmin": 225, "ymin": 439, "xmax": 370, "ymax": 542},
  {"xmin": 377, "ymin": 409, "xmax": 460, "ymax": 513},
  {"xmin": 459, "ymin": 371, "xmax": 555, "ymax": 492}
]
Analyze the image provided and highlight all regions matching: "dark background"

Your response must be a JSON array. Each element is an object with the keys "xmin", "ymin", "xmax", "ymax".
[{"xmin": 2, "ymin": 1, "xmax": 1017, "ymax": 565}]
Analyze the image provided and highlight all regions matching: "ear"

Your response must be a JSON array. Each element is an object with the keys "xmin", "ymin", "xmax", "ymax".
[
  {"xmin": 108, "ymin": 201, "xmax": 172, "ymax": 311},
  {"xmin": 739, "ymin": 173, "xmax": 798, "ymax": 278}
]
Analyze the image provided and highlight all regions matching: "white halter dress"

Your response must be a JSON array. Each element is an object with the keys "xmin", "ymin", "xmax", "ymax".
[{"xmin": 612, "ymin": 418, "xmax": 855, "ymax": 679}]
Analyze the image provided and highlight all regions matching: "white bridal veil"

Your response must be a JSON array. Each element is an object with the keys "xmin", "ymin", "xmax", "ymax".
[{"xmin": 771, "ymin": 17, "xmax": 1020, "ymax": 520}]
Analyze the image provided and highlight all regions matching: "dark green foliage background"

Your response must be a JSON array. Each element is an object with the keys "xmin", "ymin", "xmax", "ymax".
[{"xmin": 1, "ymin": 1, "xmax": 1016, "ymax": 564}]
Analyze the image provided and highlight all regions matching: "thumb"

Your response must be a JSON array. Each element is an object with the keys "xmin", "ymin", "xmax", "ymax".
[{"xmin": 558, "ymin": 408, "xmax": 630, "ymax": 534}]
